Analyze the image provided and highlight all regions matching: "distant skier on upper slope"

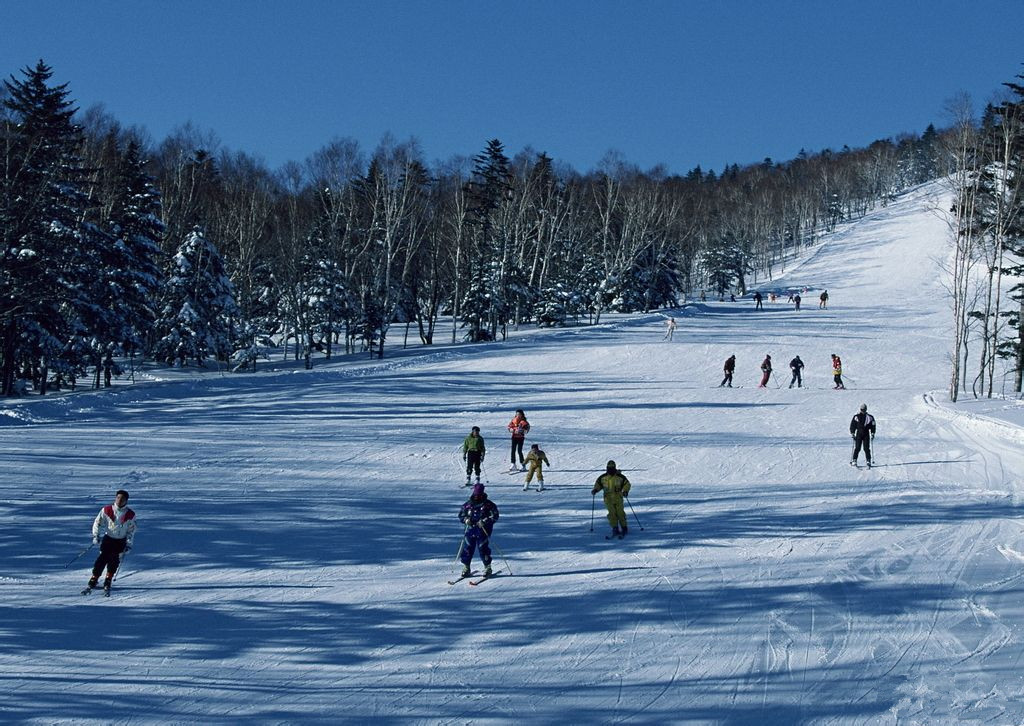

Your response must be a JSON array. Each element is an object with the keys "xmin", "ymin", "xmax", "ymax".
[
  {"xmin": 831, "ymin": 354, "xmax": 846, "ymax": 389},
  {"xmin": 507, "ymin": 409, "xmax": 530, "ymax": 472}
]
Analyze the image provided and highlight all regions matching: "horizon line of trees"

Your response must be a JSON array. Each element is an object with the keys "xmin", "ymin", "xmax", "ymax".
[{"xmin": 2, "ymin": 59, "xmax": 955, "ymax": 397}]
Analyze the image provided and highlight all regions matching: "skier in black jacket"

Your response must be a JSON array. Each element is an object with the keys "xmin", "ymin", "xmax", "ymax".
[
  {"xmin": 849, "ymin": 404, "xmax": 877, "ymax": 467},
  {"xmin": 720, "ymin": 355, "xmax": 736, "ymax": 387},
  {"xmin": 788, "ymin": 356, "xmax": 804, "ymax": 388}
]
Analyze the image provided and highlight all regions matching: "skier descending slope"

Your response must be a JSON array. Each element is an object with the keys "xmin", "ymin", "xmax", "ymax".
[
  {"xmin": 849, "ymin": 404, "xmax": 877, "ymax": 468},
  {"xmin": 788, "ymin": 355, "xmax": 804, "ymax": 388},
  {"xmin": 83, "ymin": 489, "xmax": 136, "ymax": 596},
  {"xmin": 523, "ymin": 443, "xmax": 550, "ymax": 491},
  {"xmin": 831, "ymin": 354, "xmax": 846, "ymax": 389},
  {"xmin": 507, "ymin": 409, "xmax": 530, "ymax": 471},
  {"xmin": 462, "ymin": 426, "xmax": 486, "ymax": 486},
  {"xmin": 758, "ymin": 354, "xmax": 773, "ymax": 388},
  {"xmin": 457, "ymin": 484, "xmax": 499, "ymax": 578},
  {"xmin": 592, "ymin": 460, "xmax": 631, "ymax": 539},
  {"xmin": 720, "ymin": 354, "xmax": 736, "ymax": 387}
]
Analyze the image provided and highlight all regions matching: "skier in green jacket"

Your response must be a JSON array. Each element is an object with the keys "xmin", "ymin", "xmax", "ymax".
[
  {"xmin": 462, "ymin": 426, "xmax": 486, "ymax": 486},
  {"xmin": 592, "ymin": 460, "xmax": 632, "ymax": 538}
]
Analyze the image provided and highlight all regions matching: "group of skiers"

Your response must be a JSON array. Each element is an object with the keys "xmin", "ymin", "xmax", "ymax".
[
  {"xmin": 454, "ymin": 407, "xmax": 638, "ymax": 577},
  {"xmin": 462, "ymin": 409, "xmax": 550, "ymax": 491},
  {"xmin": 77, "ymin": 351, "xmax": 873, "ymax": 590},
  {"xmin": 720, "ymin": 353, "xmax": 846, "ymax": 390}
]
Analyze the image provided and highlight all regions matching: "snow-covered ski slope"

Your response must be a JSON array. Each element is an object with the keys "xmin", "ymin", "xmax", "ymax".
[{"xmin": 3, "ymin": 181, "xmax": 1024, "ymax": 724}]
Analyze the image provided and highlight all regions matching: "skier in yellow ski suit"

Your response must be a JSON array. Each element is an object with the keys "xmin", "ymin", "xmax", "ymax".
[{"xmin": 592, "ymin": 460, "xmax": 631, "ymax": 537}]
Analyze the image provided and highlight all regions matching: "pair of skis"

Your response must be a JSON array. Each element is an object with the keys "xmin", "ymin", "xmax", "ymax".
[
  {"xmin": 80, "ymin": 583, "xmax": 112, "ymax": 597},
  {"xmin": 447, "ymin": 569, "xmax": 504, "ymax": 586}
]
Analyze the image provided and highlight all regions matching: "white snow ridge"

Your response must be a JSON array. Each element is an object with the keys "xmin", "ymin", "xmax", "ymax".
[{"xmin": 2, "ymin": 180, "xmax": 1024, "ymax": 723}]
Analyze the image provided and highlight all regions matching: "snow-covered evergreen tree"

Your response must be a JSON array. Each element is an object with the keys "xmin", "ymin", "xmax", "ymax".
[
  {"xmin": 90, "ymin": 139, "xmax": 165, "ymax": 382},
  {"xmin": 0, "ymin": 61, "xmax": 99, "ymax": 394},
  {"xmin": 151, "ymin": 226, "xmax": 238, "ymax": 366}
]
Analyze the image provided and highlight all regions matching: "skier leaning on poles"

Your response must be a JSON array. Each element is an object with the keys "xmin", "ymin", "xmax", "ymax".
[{"xmin": 592, "ymin": 460, "xmax": 631, "ymax": 538}]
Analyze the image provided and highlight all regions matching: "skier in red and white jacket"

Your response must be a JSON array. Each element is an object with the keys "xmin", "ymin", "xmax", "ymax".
[{"xmin": 87, "ymin": 489, "xmax": 136, "ymax": 591}]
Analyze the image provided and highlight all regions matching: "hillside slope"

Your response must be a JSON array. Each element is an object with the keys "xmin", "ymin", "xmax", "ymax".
[{"xmin": 2, "ymin": 181, "xmax": 1023, "ymax": 724}]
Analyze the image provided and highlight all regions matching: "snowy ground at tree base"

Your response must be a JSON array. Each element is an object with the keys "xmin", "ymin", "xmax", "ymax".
[{"xmin": 3, "ymin": 180, "xmax": 1024, "ymax": 724}]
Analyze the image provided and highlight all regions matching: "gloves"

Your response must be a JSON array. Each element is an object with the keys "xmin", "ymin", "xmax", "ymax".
[
  {"xmin": 463, "ymin": 454, "xmax": 467, "ymax": 461},
  {"xmin": 124, "ymin": 544, "xmax": 132, "ymax": 553},
  {"xmin": 93, "ymin": 537, "xmax": 100, "ymax": 545}
]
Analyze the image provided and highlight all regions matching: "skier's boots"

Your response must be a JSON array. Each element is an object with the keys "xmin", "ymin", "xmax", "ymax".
[
  {"xmin": 484, "ymin": 565, "xmax": 493, "ymax": 577},
  {"xmin": 461, "ymin": 565, "xmax": 471, "ymax": 578},
  {"xmin": 103, "ymin": 577, "xmax": 112, "ymax": 592},
  {"xmin": 87, "ymin": 576, "xmax": 98, "ymax": 589},
  {"xmin": 621, "ymin": 526, "xmax": 628, "ymax": 537}
]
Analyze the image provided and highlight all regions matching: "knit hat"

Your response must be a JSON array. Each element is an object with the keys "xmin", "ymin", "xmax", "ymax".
[
  {"xmin": 860, "ymin": 403, "xmax": 868, "ymax": 412},
  {"xmin": 531, "ymin": 443, "xmax": 539, "ymax": 450},
  {"xmin": 606, "ymin": 460, "xmax": 616, "ymax": 473},
  {"xmin": 471, "ymin": 483, "xmax": 486, "ymax": 498}
]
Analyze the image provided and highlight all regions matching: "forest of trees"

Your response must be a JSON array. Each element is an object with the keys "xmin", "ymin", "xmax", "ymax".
[
  {"xmin": 1, "ymin": 60, "xmax": 955, "ymax": 396},
  {"xmin": 947, "ymin": 72, "xmax": 1024, "ymax": 400}
]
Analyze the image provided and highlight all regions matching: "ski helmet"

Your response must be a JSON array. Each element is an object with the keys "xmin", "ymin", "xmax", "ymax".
[
  {"xmin": 471, "ymin": 483, "xmax": 485, "ymax": 498},
  {"xmin": 860, "ymin": 403, "xmax": 868, "ymax": 412},
  {"xmin": 606, "ymin": 460, "xmax": 617, "ymax": 472}
]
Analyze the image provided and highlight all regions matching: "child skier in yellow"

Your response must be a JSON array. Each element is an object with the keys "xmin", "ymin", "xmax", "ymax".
[
  {"xmin": 592, "ymin": 460, "xmax": 631, "ymax": 538},
  {"xmin": 523, "ymin": 443, "xmax": 550, "ymax": 491}
]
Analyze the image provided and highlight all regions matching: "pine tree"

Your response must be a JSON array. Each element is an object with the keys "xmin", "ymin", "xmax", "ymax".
[
  {"xmin": 151, "ymin": 226, "xmax": 238, "ymax": 366},
  {"xmin": 94, "ymin": 139, "xmax": 164, "ymax": 382},
  {"xmin": 0, "ymin": 60, "xmax": 97, "ymax": 395}
]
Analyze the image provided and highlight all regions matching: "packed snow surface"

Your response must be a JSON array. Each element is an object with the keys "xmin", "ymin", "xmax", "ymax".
[{"xmin": 3, "ymin": 182, "xmax": 1024, "ymax": 724}]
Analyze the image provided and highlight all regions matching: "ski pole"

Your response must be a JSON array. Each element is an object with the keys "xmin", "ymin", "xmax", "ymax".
[
  {"xmin": 64, "ymin": 542, "xmax": 94, "ymax": 568},
  {"xmin": 624, "ymin": 496, "xmax": 645, "ymax": 530},
  {"xmin": 771, "ymin": 371, "xmax": 781, "ymax": 389},
  {"xmin": 454, "ymin": 525, "xmax": 469, "ymax": 569},
  {"xmin": 479, "ymin": 527, "xmax": 512, "ymax": 575},
  {"xmin": 590, "ymin": 493, "xmax": 596, "ymax": 532},
  {"xmin": 112, "ymin": 551, "xmax": 128, "ymax": 583}
]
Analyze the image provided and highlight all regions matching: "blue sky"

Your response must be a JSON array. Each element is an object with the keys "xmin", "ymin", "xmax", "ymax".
[{"xmin": 4, "ymin": 1, "xmax": 1023, "ymax": 175}]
